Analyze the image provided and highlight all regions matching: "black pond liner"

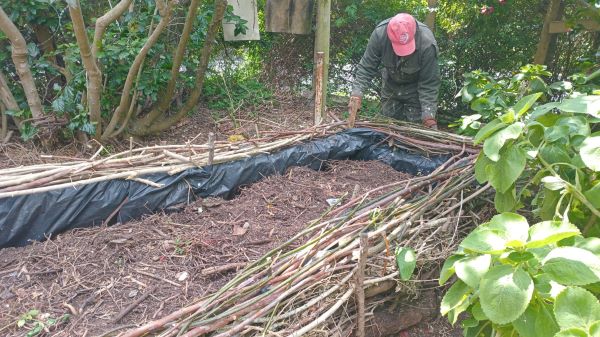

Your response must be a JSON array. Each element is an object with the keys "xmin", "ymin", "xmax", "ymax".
[{"xmin": 0, "ymin": 128, "xmax": 449, "ymax": 249}]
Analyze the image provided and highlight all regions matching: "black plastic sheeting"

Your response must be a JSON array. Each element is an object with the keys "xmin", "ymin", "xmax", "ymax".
[{"xmin": 0, "ymin": 128, "xmax": 449, "ymax": 248}]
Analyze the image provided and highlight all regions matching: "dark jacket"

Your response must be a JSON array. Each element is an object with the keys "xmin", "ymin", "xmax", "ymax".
[{"xmin": 351, "ymin": 18, "xmax": 441, "ymax": 119}]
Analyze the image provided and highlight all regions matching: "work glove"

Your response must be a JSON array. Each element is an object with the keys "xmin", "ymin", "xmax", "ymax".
[
  {"xmin": 423, "ymin": 117, "xmax": 438, "ymax": 130},
  {"xmin": 348, "ymin": 95, "xmax": 362, "ymax": 111}
]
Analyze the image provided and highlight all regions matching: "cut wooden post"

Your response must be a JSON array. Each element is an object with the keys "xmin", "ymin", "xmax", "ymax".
[
  {"xmin": 534, "ymin": 0, "xmax": 564, "ymax": 65},
  {"xmin": 425, "ymin": 0, "xmax": 438, "ymax": 31},
  {"xmin": 314, "ymin": 0, "xmax": 330, "ymax": 122},
  {"xmin": 356, "ymin": 232, "xmax": 368, "ymax": 337},
  {"xmin": 348, "ymin": 96, "xmax": 359, "ymax": 128},
  {"xmin": 314, "ymin": 52, "xmax": 325, "ymax": 125},
  {"xmin": 208, "ymin": 132, "xmax": 215, "ymax": 165}
]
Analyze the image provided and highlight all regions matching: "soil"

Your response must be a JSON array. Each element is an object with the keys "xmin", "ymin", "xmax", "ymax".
[{"xmin": 0, "ymin": 160, "xmax": 462, "ymax": 337}]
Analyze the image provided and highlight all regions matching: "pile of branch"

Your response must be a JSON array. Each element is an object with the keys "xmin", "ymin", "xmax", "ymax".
[
  {"xmin": 0, "ymin": 122, "xmax": 475, "ymax": 199},
  {"xmin": 111, "ymin": 124, "xmax": 483, "ymax": 337}
]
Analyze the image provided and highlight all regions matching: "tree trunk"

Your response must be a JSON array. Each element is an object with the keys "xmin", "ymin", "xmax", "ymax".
[
  {"xmin": 68, "ymin": 0, "xmax": 103, "ymax": 138},
  {"xmin": 0, "ymin": 6, "xmax": 44, "ymax": 120},
  {"xmin": 132, "ymin": 0, "xmax": 227, "ymax": 136},
  {"xmin": 32, "ymin": 24, "xmax": 56, "ymax": 63},
  {"xmin": 141, "ymin": 0, "xmax": 202, "ymax": 128},
  {"xmin": 92, "ymin": 0, "xmax": 133, "ymax": 60},
  {"xmin": 534, "ymin": 0, "xmax": 564, "ymax": 66},
  {"xmin": 102, "ymin": 0, "xmax": 175, "ymax": 139}
]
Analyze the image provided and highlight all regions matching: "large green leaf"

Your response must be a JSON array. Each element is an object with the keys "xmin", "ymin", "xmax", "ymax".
[
  {"xmin": 487, "ymin": 146, "xmax": 527, "ymax": 193},
  {"xmin": 439, "ymin": 254, "xmax": 464, "ymax": 285},
  {"xmin": 554, "ymin": 328, "xmax": 591, "ymax": 337},
  {"xmin": 554, "ymin": 287, "xmax": 600, "ymax": 330},
  {"xmin": 527, "ymin": 221, "xmax": 581, "ymax": 248},
  {"xmin": 513, "ymin": 301, "xmax": 560, "ymax": 337},
  {"xmin": 558, "ymin": 96, "xmax": 600, "ymax": 117},
  {"xmin": 545, "ymin": 125, "xmax": 572, "ymax": 143},
  {"xmin": 584, "ymin": 184, "xmax": 600, "ymax": 209},
  {"xmin": 575, "ymin": 237, "xmax": 600, "ymax": 255},
  {"xmin": 464, "ymin": 320, "xmax": 493, "ymax": 337},
  {"xmin": 460, "ymin": 227, "xmax": 508, "ymax": 254},
  {"xmin": 542, "ymin": 247, "xmax": 600, "ymax": 285},
  {"xmin": 474, "ymin": 119, "xmax": 508, "ymax": 145},
  {"xmin": 395, "ymin": 246, "xmax": 416, "ymax": 281},
  {"xmin": 483, "ymin": 122, "xmax": 525, "ymax": 161},
  {"xmin": 475, "ymin": 152, "xmax": 493, "ymax": 183},
  {"xmin": 540, "ymin": 144, "xmax": 572, "ymax": 164},
  {"xmin": 540, "ymin": 188, "xmax": 561, "ymax": 221},
  {"xmin": 455, "ymin": 254, "xmax": 491, "ymax": 288},
  {"xmin": 441, "ymin": 280, "xmax": 471, "ymax": 316},
  {"xmin": 515, "ymin": 92, "xmax": 543, "ymax": 118},
  {"xmin": 556, "ymin": 115, "xmax": 591, "ymax": 139},
  {"xmin": 471, "ymin": 300, "xmax": 488, "ymax": 321},
  {"xmin": 487, "ymin": 212, "xmax": 529, "ymax": 243},
  {"xmin": 479, "ymin": 265, "xmax": 534, "ymax": 324},
  {"xmin": 580, "ymin": 137, "xmax": 600, "ymax": 172},
  {"xmin": 541, "ymin": 176, "xmax": 568, "ymax": 191},
  {"xmin": 590, "ymin": 321, "xmax": 600, "ymax": 337},
  {"xmin": 494, "ymin": 187, "xmax": 517, "ymax": 212}
]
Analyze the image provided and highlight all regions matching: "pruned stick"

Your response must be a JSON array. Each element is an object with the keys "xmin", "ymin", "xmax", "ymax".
[
  {"xmin": 112, "ymin": 286, "xmax": 157, "ymax": 323},
  {"xmin": 201, "ymin": 263, "xmax": 246, "ymax": 276},
  {"xmin": 356, "ymin": 233, "xmax": 368, "ymax": 337}
]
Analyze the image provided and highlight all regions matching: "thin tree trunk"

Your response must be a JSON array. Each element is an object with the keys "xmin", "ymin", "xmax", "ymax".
[
  {"xmin": 32, "ymin": 24, "xmax": 56, "ymax": 64},
  {"xmin": 68, "ymin": 0, "xmax": 103, "ymax": 138},
  {"xmin": 102, "ymin": 0, "xmax": 175, "ymax": 139},
  {"xmin": 91, "ymin": 0, "xmax": 133, "ymax": 60},
  {"xmin": 141, "ymin": 0, "xmax": 202, "ymax": 128},
  {"xmin": 0, "ymin": 6, "xmax": 44, "ymax": 120},
  {"xmin": 132, "ymin": 0, "xmax": 227, "ymax": 136},
  {"xmin": 1, "ymin": 102, "xmax": 6, "ymax": 140}
]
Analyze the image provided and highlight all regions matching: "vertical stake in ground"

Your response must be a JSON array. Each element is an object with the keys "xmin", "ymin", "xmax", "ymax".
[
  {"xmin": 208, "ymin": 132, "xmax": 215, "ymax": 165},
  {"xmin": 314, "ymin": 52, "xmax": 325, "ymax": 125},
  {"xmin": 356, "ymin": 232, "xmax": 368, "ymax": 337},
  {"xmin": 313, "ymin": 0, "xmax": 330, "ymax": 124},
  {"xmin": 348, "ymin": 96, "xmax": 359, "ymax": 128}
]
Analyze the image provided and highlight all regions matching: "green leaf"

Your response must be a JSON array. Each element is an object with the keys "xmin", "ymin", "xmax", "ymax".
[
  {"xmin": 542, "ymin": 247, "xmax": 600, "ymax": 285},
  {"xmin": 584, "ymin": 184, "xmax": 600, "ymax": 209},
  {"xmin": 448, "ymin": 294, "xmax": 471, "ymax": 325},
  {"xmin": 515, "ymin": 92, "xmax": 543, "ymax": 118},
  {"xmin": 483, "ymin": 122, "xmax": 524, "ymax": 161},
  {"xmin": 441, "ymin": 280, "xmax": 471, "ymax": 316},
  {"xmin": 558, "ymin": 96, "xmax": 600, "ymax": 117},
  {"xmin": 464, "ymin": 320, "xmax": 493, "ymax": 337},
  {"xmin": 474, "ymin": 119, "xmax": 508, "ymax": 145},
  {"xmin": 488, "ymin": 212, "xmax": 529, "ymax": 243},
  {"xmin": 540, "ymin": 188, "xmax": 561, "ymax": 221},
  {"xmin": 439, "ymin": 255, "xmax": 464, "ymax": 285},
  {"xmin": 513, "ymin": 301, "xmax": 560, "ymax": 337},
  {"xmin": 580, "ymin": 137, "xmax": 600, "ymax": 171},
  {"xmin": 554, "ymin": 287, "xmax": 600, "ymax": 330},
  {"xmin": 575, "ymin": 237, "xmax": 600, "ymax": 255},
  {"xmin": 471, "ymin": 301, "xmax": 488, "ymax": 321},
  {"xmin": 17, "ymin": 319, "xmax": 26, "ymax": 328},
  {"xmin": 590, "ymin": 321, "xmax": 600, "ymax": 337},
  {"xmin": 495, "ymin": 186, "xmax": 517, "ymax": 212},
  {"xmin": 527, "ymin": 221, "xmax": 580, "ymax": 248},
  {"xmin": 455, "ymin": 254, "xmax": 491, "ymax": 288},
  {"xmin": 540, "ymin": 145, "xmax": 571, "ymax": 164},
  {"xmin": 480, "ymin": 265, "xmax": 534, "ymax": 324},
  {"xmin": 541, "ymin": 176, "xmax": 568, "ymax": 191},
  {"xmin": 395, "ymin": 246, "xmax": 416, "ymax": 281},
  {"xmin": 507, "ymin": 251, "xmax": 535, "ymax": 262},
  {"xmin": 487, "ymin": 146, "xmax": 527, "ymax": 193},
  {"xmin": 554, "ymin": 328, "xmax": 591, "ymax": 337},
  {"xmin": 545, "ymin": 125, "xmax": 572, "ymax": 143},
  {"xmin": 475, "ymin": 152, "xmax": 493, "ymax": 184},
  {"xmin": 557, "ymin": 115, "xmax": 591, "ymax": 139},
  {"xmin": 460, "ymin": 228, "xmax": 508, "ymax": 254}
]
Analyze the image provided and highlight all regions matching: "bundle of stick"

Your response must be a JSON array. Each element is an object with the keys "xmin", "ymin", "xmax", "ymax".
[
  {"xmin": 0, "ymin": 122, "xmax": 475, "ymax": 199},
  {"xmin": 115, "ymin": 129, "xmax": 485, "ymax": 337}
]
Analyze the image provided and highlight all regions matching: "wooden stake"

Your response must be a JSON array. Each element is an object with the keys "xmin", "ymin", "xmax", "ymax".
[
  {"xmin": 534, "ymin": 0, "xmax": 563, "ymax": 65},
  {"xmin": 425, "ymin": 0, "xmax": 438, "ymax": 31},
  {"xmin": 356, "ymin": 232, "xmax": 368, "ymax": 337},
  {"xmin": 314, "ymin": 0, "xmax": 330, "ymax": 120},
  {"xmin": 208, "ymin": 132, "xmax": 215, "ymax": 165},
  {"xmin": 348, "ymin": 96, "xmax": 359, "ymax": 128},
  {"xmin": 314, "ymin": 52, "xmax": 325, "ymax": 125}
]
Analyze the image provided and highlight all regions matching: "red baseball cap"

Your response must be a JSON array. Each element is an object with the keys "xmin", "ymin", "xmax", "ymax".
[{"xmin": 387, "ymin": 13, "xmax": 417, "ymax": 57}]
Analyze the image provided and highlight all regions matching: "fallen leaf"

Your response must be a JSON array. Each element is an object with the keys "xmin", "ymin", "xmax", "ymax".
[
  {"xmin": 176, "ymin": 271, "xmax": 189, "ymax": 282},
  {"xmin": 233, "ymin": 222, "xmax": 250, "ymax": 236},
  {"xmin": 128, "ymin": 290, "xmax": 138, "ymax": 298}
]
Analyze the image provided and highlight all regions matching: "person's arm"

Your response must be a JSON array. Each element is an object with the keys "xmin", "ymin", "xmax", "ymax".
[
  {"xmin": 417, "ymin": 45, "xmax": 441, "ymax": 122},
  {"xmin": 351, "ymin": 28, "xmax": 383, "ymax": 97}
]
